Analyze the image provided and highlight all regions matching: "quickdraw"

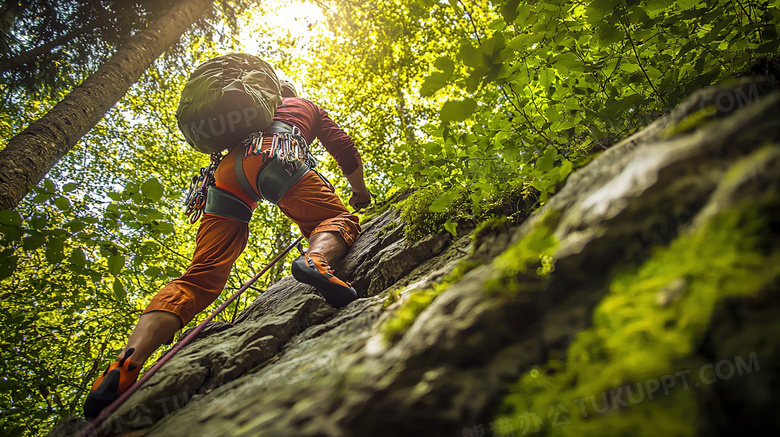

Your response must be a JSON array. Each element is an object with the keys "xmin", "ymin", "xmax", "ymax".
[
  {"xmin": 184, "ymin": 152, "xmax": 222, "ymax": 223},
  {"xmin": 243, "ymin": 126, "xmax": 318, "ymax": 176}
]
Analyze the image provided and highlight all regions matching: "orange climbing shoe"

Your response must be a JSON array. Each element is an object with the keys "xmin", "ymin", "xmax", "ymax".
[
  {"xmin": 291, "ymin": 252, "xmax": 357, "ymax": 308},
  {"xmin": 83, "ymin": 348, "xmax": 142, "ymax": 420}
]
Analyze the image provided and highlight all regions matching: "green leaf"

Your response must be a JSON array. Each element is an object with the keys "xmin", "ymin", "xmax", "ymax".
[
  {"xmin": 0, "ymin": 256, "xmax": 19, "ymax": 281},
  {"xmin": 141, "ymin": 178, "xmax": 164, "ymax": 201},
  {"xmin": 113, "ymin": 278, "xmax": 126, "ymax": 300},
  {"xmin": 145, "ymin": 266, "xmax": 162, "ymax": 277},
  {"xmin": 66, "ymin": 220, "xmax": 88, "ymax": 233},
  {"xmin": 5, "ymin": 426, "xmax": 24, "ymax": 437},
  {"xmin": 501, "ymin": 0, "xmax": 520, "ymax": 23},
  {"xmin": 434, "ymin": 56, "xmax": 455, "ymax": 75},
  {"xmin": 154, "ymin": 222, "xmax": 175, "ymax": 235},
  {"xmin": 43, "ymin": 178, "xmax": 55, "ymax": 193},
  {"xmin": 676, "ymin": 0, "xmax": 700, "ymax": 9},
  {"xmin": 32, "ymin": 193, "xmax": 54, "ymax": 203},
  {"xmin": 30, "ymin": 217, "xmax": 49, "ymax": 229},
  {"xmin": 756, "ymin": 39, "xmax": 780, "ymax": 54},
  {"xmin": 70, "ymin": 248, "xmax": 86, "ymax": 269},
  {"xmin": 440, "ymin": 98, "xmax": 478, "ymax": 122},
  {"xmin": 536, "ymin": 148, "xmax": 557, "ymax": 172},
  {"xmin": 23, "ymin": 236, "xmax": 46, "ymax": 251},
  {"xmin": 646, "ymin": 0, "xmax": 675, "ymax": 13},
  {"xmin": 598, "ymin": 26, "xmax": 623, "ymax": 45},
  {"xmin": 63, "ymin": 183, "xmax": 78, "ymax": 193},
  {"xmin": 443, "ymin": 218, "xmax": 457, "ymax": 237},
  {"xmin": 54, "ymin": 196, "xmax": 71, "ymax": 211},
  {"xmin": 107, "ymin": 254, "xmax": 125, "ymax": 275},
  {"xmin": 552, "ymin": 52, "xmax": 581, "ymax": 73},
  {"xmin": 558, "ymin": 159, "xmax": 574, "ymax": 179},
  {"xmin": 420, "ymin": 72, "xmax": 448, "ymax": 97},
  {"xmin": 46, "ymin": 237, "xmax": 66, "ymax": 264},
  {"xmin": 429, "ymin": 191, "xmax": 460, "ymax": 213},
  {"xmin": 459, "ymin": 43, "xmax": 482, "ymax": 69},
  {"xmin": 488, "ymin": 18, "xmax": 505, "ymax": 31},
  {"xmin": 0, "ymin": 210, "xmax": 22, "ymax": 227}
]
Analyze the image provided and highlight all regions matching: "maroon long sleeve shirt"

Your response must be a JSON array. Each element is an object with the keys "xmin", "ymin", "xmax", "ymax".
[{"xmin": 273, "ymin": 97, "xmax": 361, "ymax": 175}]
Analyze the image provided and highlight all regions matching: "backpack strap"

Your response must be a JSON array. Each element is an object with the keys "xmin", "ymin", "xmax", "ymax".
[{"xmin": 233, "ymin": 152, "xmax": 262, "ymax": 203}]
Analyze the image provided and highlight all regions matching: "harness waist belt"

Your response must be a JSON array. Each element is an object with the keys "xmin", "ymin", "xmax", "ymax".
[
  {"xmin": 204, "ymin": 185, "xmax": 253, "ymax": 223},
  {"xmin": 265, "ymin": 121, "xmax": 294, "ymax": 134}
]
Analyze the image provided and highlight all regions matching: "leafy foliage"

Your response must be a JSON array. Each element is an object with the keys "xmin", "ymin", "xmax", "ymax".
[{"xmin": 301, "ymin": 0, "xmax": 778, "ymax": 231}]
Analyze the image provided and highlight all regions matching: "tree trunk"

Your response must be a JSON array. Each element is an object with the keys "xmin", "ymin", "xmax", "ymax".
[
  {"xmin": 391, "ymin": 74, "xmax": 416, "ymax": 147},
  {"xmin": 0, "ymin": 0, "xmax": 213, "ymax": 211}
]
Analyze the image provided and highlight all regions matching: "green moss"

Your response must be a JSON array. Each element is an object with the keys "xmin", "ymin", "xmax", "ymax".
[
  {"xmin": 397, "ymin": 186, "xmax": 451, "ymax": 241},
  {"xmin": 660, "ymin": 103, "xmax": 717, "ymax": 139},
  {"xmin": 382, "ymin": 260, "xmax": 479, "ymax": 343},
  {"xmin": 471, "ymin": 215, "xmax": 509, "ymax": 247},
  {"xmin": 497, "ymin": 205, "xmax": 778, "ymax": 436},
  {"xmin": 383, "ymin": 281, "xmax": 405, "ymax": 308},
  {"xmin": 382, "ymin": 284, "xmax": 444, "ymax": 343},
  {"xmin": 571, "ymin": 150, "xmax": 602, "ymax": 171},
  {"xmin": 376, "ymin": 218, "xmax": 399, "ymax": 240},
  {"xmin": 358, "ymin": 190, "xmax": 408, "ymax": 224},
  {"xmin": 485, "ymin": 209, "xmax": 560, "ymax": 296}
]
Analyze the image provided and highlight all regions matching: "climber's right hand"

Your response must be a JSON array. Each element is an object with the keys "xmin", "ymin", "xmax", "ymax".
[{"xmin": 349, "ymin": 190, "xmax": 372, "ymax": 211}]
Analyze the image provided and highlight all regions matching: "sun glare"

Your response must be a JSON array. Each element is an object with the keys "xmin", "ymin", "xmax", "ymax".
[{"xmin": 238, "ymin": 0, "xmax": 326, "ymax": 66}]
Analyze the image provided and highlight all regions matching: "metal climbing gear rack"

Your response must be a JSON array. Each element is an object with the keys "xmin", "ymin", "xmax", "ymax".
[
  {"xmin": 184, "ymin": 152, "xmax": 223, "ymax": 223},
  {"xmin": 242, "ymin": 123, "xmax": 318, "ymax": 173},
  {"xmin": 234, "ymin": 123, "xmax": 322, "ymax": 205}
]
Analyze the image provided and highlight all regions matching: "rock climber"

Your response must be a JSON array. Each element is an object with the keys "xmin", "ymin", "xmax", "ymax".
[{"xmin": 83, "ymin": 79, "xmax": 371, "ymax": 419}]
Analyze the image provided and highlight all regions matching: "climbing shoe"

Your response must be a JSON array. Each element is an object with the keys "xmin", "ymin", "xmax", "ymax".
[
  {"xmin": 291, "ymin": 252, "xmax": 357, "ymax": 308},
  {"xmin": 83, "ymin": 348, "xmax": 142, "ymax": 420}
]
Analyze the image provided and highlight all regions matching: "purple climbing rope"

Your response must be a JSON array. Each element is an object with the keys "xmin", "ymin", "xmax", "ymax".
[{"xmin": 78, "ymin": 235, "xmax": 305, "ymax": 437}]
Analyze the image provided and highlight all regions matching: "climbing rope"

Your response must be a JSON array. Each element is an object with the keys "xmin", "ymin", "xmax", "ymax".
[{"xmin": 78, "ymin": 234, "xmax": 304, "ymax": 437}]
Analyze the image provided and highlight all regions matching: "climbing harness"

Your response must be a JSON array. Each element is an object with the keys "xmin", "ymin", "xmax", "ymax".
[
  {"xmin": 183, "ymin": 152, "xmax": 223, "ymax": 223},
  {"xmin": 235, "ymin": 121, "xmax": 318, "ymax": 205},
  {"xmin": 78, "ymin": 234, "xmax": 305, "ymax": 437},
  {"xmin": 185, "ymin": 122, "xmax": 322, "ymax": 222}
]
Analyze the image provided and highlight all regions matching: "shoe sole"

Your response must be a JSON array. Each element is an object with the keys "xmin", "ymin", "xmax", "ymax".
[
  {"xmin": 84, "ymin": 369, "xmax": 122, "ymax": 419},
  {"xmin": 291, "ymin": 258, "xmax": 357, "ymax": 308}
]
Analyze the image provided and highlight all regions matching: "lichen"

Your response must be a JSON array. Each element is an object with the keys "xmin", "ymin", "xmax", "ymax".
[{"xmin": 496, "ymin": 204, "xmax": 778, "ymax": 436}]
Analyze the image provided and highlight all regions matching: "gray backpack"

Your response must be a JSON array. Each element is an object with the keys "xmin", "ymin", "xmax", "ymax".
[{"xmin": 176, "ymin": 53, "xmax": 282, "ymax": 154}]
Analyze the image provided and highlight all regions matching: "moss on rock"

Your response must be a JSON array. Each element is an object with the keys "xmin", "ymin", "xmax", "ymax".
[
  {"xmin": 396, "ymin": 186, "xmax": 449, "ymax": 241},
  {"xmin": 381, "ymin": 260, "xmax": 479, "ymax": 343},
  {"xmin": 496, "ymin": 203, "xmax": 778, "ymax": 436},
  {"xmin": 485, "ymin": 209, "xmax": 560, "ymax": 296}
]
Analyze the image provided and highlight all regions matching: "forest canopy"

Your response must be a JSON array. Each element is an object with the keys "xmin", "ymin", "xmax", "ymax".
[{"xmin": 1, "ymin": 0, "xmax": 778, "ymax": 435}]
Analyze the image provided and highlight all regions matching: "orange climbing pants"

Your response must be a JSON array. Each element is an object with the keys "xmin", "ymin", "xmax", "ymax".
[{"xmin": 142, "ymin": 142, "xmax": 361, "ymax": 326}]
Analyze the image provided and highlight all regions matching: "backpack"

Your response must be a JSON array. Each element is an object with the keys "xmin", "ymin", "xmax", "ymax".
[{"xmin": 176, "ymin": 53, "xmax": 282, "ymax": 154}]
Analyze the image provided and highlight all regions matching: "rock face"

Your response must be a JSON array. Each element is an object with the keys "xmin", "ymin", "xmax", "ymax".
[{"xmin": 51, "ymin": 78, "xmax": 780, "ymax": 437}]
